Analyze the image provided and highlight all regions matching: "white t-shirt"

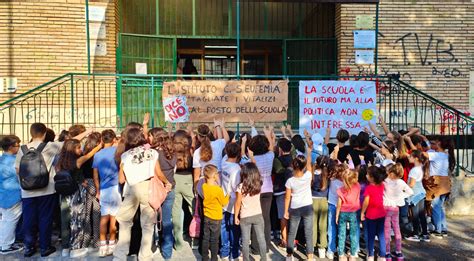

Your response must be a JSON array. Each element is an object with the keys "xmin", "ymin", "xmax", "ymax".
[
  {"xmin": 428, "ymin": 151, "xmax": 449, "ymax": 177},
  {"xmin": 383, "ymin": 178, "xmax": 413, "ymax": 207},
  {"xmin": 285, "ymin": 170, "xmax": 312, "ymax": 209},
  {"xmin": 254, "ymin": 151, "xmax": 275, "ymax": 194},
  {"xmin": 409, "ymin": 166, "xmax": 424, "ymax": 182},
  {"xmin": 15, "ymin": 141, "xmax": 63, "ymax": 198},
  {"xmin": 121, "ymin": 146, "xmax": 158, "ymax": 186},
  {"xmin": 220, "ymin": 158, "xmax": 241, "ymax": 213},
  {"xmin": 193, "ymin": 139, "xmax": 226, "ymax": 174}
]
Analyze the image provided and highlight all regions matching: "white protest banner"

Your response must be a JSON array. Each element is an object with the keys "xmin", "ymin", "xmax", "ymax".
[
  {"xmin": 299, "ymin": 81, "xmax": 376, "ymax": 137},
  {"xmin": 163, "ymin": 95, "xmax": 190, "ymax": 123},
  {"xmin": 162, "ymin": 80, "xmax": 288, "ymax": 122}
]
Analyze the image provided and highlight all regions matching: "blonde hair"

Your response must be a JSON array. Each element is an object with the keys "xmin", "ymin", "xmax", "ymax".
[
  {"xmin": 342, "ymin": 170, "xmax": 358, "ymax": 190},
  {"xmin": 387, "ymin": 163, "xmax": 404, "ymax": 179},
  {"xmin": 203, "ymin": 164, "xmax": 218, "ymax": 181}
]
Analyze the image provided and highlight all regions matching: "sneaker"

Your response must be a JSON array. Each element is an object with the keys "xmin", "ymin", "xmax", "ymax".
[
  {"xmin": 405, "ymin": 235, "xmax": 421, "ymax": 242},
  {"xmin": 326, "ymin": 251, "xmax": 334, "ymax": 259},
  {"xmin": 40, "ymin": 246, "xmax": 56, "ymax": 257},
  {"xmin": 99, "ymin": 244, "xmax": 107, "ymax": 257},
  {"xmin": 62, "ymin": 248, "xmax": 70, "ymax": 257},
  {"xmin": 286, "ymin": 256, "xmax": 294, "ymax": 261},
  {"xmin": 1, "ymin": 245, "xmax": 24, "ymax": 255},
  {"xmin": 318, "ymin": 248, "xmax": 326, "ymax": 259},
  {"xmin": 69, "ymin": 248, "xmax": 88, "ymax": 258},
  {"xmin": 442, "ymin": 231, "xmax": 448, "ymax": 237},
  {"xmin": 106, "ymin": 242, "xmax": 116, "ymax": 256},
  {"xmin": 385, "ymin": 253, "xmax": 393, "ymax": 261},
  {"xmin": 393, "ymin": 252, "xmax": 404, "ymax": 260},
  {"xmin": 420, "ymin": 234, "xmax": 431, "ymax": 242},
  {"xmin": 431, "ymin": 232, "xmax": 443, "ymax": 239},
  {"xmin": 191, "ymin": 238, "xmax": 199, "ymax": 250},
  {"xmin": 24, "ymin": 247, "xmax": 36, "ymax": 257}
]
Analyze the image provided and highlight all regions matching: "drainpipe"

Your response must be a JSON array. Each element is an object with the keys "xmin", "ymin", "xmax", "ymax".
[{"xmin": 85, "ymin": 0, "xmax": 91, "ymax": 75}]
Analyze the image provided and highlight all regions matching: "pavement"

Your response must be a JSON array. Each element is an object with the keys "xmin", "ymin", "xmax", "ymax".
[{"xmin": 1, "ymin": 216, "xmax": 473, "ymax": 261}]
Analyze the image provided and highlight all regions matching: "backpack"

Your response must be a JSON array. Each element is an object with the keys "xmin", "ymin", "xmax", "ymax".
[
  {"xmin": 19, "ymin": 143, "xmax": 50, "ymax": 190},
  {"xmin": 149, "ymin": 176, "xmax": 168, "ymax": 212},
  {"xmin": 54, "ymin": 169, "xmax": 78, "ymax": 196},
  {"xmin": 272, "ymin": 156, "xmax": 294, "ymax": 194}
]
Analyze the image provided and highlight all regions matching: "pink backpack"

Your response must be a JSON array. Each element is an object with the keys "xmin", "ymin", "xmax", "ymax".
[
  {"xmin": 189, "ymin": 197, "xmax": 201, "ymax": 238},
  {"xmin": 149, "ymin": 177, "xmax": 168, "ymax": 213}
]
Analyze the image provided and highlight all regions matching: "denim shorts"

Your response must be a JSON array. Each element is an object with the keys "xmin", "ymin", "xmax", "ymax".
[{"xmin": 100, "ymin": 185, "xmax": 121, "ymax": 216}]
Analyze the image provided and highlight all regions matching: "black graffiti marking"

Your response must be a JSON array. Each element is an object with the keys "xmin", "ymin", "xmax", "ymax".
[
  {"xmin": 432, "ymin": 67, "xmax": 462, "ymax": 78},
  {"xmin": 395, "ymin": 33, "xmax": 412, "ymax": 66},
  {"xmin": 436, "ymin": 39, "xmax": 457, "ymax": 63},
  {"xmin": 415, "ymin": 33, "xmax": 433, "ymax": 66}
]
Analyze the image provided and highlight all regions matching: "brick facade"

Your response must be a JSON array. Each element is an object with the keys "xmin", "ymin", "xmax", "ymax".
[
  {"xmin": 1, "ymin": 0, "xmax": 473, "ymax": 112},
  {"xmin": 0, "ymin": 0, "xmax": 116, "ymax": 102},
  {"xmin": 336, "ymin": 1, "xmax": 474, "ymax": 111}
]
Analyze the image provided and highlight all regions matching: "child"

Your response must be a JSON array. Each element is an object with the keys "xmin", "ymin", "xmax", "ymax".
[
  {"xmin": 283, "ymin": 134, "xmax": 314, "ymax": 261},
  {"xmin": 336, "ymin": 166, "xmax": 361, "ymax": 261},
  {"xmin": 361, "ymin": 166, "xmax": 387, "ymax": 261},
  {"xmin": 0, "ymin": 135, "xmax": 23, "ymax": 254},
  {"xmin": 311, "ymin": 156, "xmax": 332, "ymax": 258},
  {"xmin": 356, "ymin": 165, "xmax": 369, "ymax": 253},
  {"xmin": 383, "ymin": 163, "xmax": 413, "ymax": 260},
  {"xmin": 327, "ymin": 157, "xmax": 345, "ymax": 259},
  {"xmin": 201, "ymin": 165, "xmax": 229, "ymax": 261},
  {"xmin": 56, "ymin": 138, "xmax": 102, "ymax": 258},
  {"xmin": 272, "ymin": 138, "xmax": 293, "ymax": 248},
  {"xmin": 92, "ymin": 129, "xmax": 120, "ymax": 257},
  {"xmin": 220, "ymin": 143, "xmax": 242, "ymax": 260},
  {"xmin": 406, "ymin": 150, "xmax": 430, "ymax": 242},
  {"xmin": 234, "ymin": 162, "xmax": 267, "ymax": 261}
]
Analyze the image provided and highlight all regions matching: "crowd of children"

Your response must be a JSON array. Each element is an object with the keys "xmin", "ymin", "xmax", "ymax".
[{"xmin": 0, "ymin": 114, "xmax": 454, "ymax": 261}]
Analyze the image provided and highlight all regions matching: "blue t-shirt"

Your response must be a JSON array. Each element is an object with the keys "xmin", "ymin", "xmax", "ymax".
[
  {"xmin": 92, "ymin": 146, "xmax": 119, "ymax": 190},
  {"xmin": 0, "ymin": 153, "xmax": 21, "ymax": 208}
]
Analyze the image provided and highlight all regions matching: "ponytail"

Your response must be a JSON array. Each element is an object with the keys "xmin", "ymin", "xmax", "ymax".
[
  {"xmin": 411, "ymin": 150, "xmax": 430, "ymax": 179},
  {"xmin": 315, "ymin": 155, "xmax": 332, "ymax": 191},
  {"xmin": 197, "ymin": 125, "xmax": 213, "ymax": 162},
  {"xmin": 440, "ymin": 137, "xmax": 455, "ymax": 172}
]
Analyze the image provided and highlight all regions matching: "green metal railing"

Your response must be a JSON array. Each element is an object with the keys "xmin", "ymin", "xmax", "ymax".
[{"xmin": 0, "ymin": 73, "xmax": 472, "ymax": 175}]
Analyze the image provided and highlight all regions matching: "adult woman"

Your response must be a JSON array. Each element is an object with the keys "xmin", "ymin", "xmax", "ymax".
[
  {"xmin": 113, "ymin": 128, "xmax": 171, "ymax": 261},
  {"xmin": 171, "ymin": 129, "xmax": 194, "ymax": 250},
  {"xmin": 149, "ymin": 128, "xmax": 177, "ymax": 259}
]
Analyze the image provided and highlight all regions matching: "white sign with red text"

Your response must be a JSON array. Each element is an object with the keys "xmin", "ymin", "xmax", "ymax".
[
  {"xmin": 163, "ymin": 95, "xmax": 190, "ymax": 123},
  {"xmin": 299, "ymin": 80, "xmax": 376, "ymax": 137}
]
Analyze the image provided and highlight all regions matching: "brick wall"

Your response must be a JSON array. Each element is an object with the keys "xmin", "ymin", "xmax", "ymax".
[
  {"xmin": 336, "ymin": 0, "xmax": 474, "ymax": 111},
  {"xmin": 0, "ymin": 0, "xmax": 116, "ymax": 102}
]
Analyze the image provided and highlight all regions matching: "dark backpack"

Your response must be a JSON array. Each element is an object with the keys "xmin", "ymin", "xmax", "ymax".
[
  {"xmin": 54, "ymin": 170, "xmax": 78, "ymax": 196},
  {"xmin": 272, "ymin": 156, "xmax": 294, "ymax": 194},
  {"xmin": 19, "ymin": 143, "xmax": 50, "ymax": 190}
]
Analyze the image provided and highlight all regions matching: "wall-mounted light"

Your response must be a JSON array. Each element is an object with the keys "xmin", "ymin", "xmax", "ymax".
[{"xmin": 204, "ymin": 45, "xmax": 237, "ymax": 49}]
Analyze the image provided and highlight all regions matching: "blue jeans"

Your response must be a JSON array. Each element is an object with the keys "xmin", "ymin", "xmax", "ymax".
[
  {"xmin": 431, "ymin": 194, "xmax": 448, "ymax": 233},
  {"xmin": 327, "ymin": 203, "xmax": 337, "ymax": 254},
  {"xmin": 220, "ymin": 212, "xmax": 240, "ymax": 259},
  {"xmin": 366, "ymin": 217, "xmax": 386, "ymax": 257},
  {"xmin": 161, "ymin": 190, "xmax": 176, "ymax": 259},
  {"xmin": 22, "ymin": 194, "xmax": 58, "ymax": 250}
]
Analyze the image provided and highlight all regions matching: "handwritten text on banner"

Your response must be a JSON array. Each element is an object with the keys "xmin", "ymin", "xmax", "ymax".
[
  {"xmin": 163, "ymin": 95, "xmax": 190, "ymax": 123},
  {"xmin": 299, "ymin": 81, "xmax": 377, "ymax": 136},
  {"xmin": 162, "ymin": 80, "xmax": 289, "ymax": 122}
]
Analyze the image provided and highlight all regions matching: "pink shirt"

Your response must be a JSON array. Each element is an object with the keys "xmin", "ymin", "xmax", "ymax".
[
  {"xmin": 236, "ymin": 184, "xmax": 262, "ymax": 218},
  {"xmin": 364, "ymin": 183, "xmax": 386, "ymax": 219},
  {"xmin": 337, "ymin": 182, "xmax": 361, "ymax": 212}
]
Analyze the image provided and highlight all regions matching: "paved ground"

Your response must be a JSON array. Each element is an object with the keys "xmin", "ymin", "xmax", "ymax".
[{"xmin": 1, "ymin": 216, "xmax": 473, "ymax": 261}]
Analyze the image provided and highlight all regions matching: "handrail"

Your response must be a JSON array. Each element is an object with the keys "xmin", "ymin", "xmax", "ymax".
[
  {"xmin": 0, "ymin": 73, "xmax": 71, "ymax": 108},
  {"xmin": 396, "ymin": 78, "xmax": 473, "ymax": 122}
]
